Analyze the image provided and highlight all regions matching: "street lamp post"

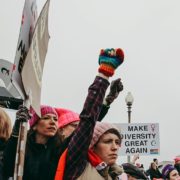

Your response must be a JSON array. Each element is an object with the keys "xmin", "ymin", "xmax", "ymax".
[{"xmin": 125, "ymin": 92, "xmax": 134, "ymax": 163}]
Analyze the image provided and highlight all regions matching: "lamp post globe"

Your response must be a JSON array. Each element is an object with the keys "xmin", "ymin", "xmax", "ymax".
[
  {"xmin": 125, "ymin": 92, "xmax": 134, "ymax": 106},
  {"xmin": 125, "ymin": 92, "xmax": 134, "ymax": 163},
  {"xmin": 125, "ymin": 92, "xmax": 134, "ymax": 123}
]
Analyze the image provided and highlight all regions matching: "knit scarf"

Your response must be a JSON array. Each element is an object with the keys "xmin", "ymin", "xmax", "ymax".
[{"xmin": 54, "ymin": 148, "xmax": 123, "ymax": 180}]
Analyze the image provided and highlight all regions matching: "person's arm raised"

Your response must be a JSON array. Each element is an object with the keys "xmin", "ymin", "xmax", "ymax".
[{"xmin": 64, "ymin": 48, "xmax": 125, "ymax": 179}]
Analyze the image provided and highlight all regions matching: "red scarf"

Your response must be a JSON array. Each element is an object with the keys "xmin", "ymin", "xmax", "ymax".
[{"xmin": 54, "ymin": 148, "xmax": 107, "ymax": 180}]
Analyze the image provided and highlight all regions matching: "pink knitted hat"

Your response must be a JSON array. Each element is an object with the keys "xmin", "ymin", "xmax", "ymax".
[
  {"xmin": 29, "ymin": 105, "xmax": 58, "ymax": 127},
  {"xmin": 55, "ymin": 108, "xmax": 80, "ymax": 128},
  {"xmin": 174, "ymin": 157, "xmax": 180, "ymax": 163},
  {"xmin": 90, "ymin": 122, "xmax": 119, "ymax": 148}
]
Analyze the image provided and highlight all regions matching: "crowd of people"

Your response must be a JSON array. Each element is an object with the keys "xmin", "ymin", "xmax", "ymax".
[{"xmin": 0, "ymin": 48, "xmax": 180, "ymax": 180}]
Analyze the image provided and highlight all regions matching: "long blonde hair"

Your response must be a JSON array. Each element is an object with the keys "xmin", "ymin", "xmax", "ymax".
[{"xmin": 0, "ymin": 107, "xmax": 12, "ymax": 141}]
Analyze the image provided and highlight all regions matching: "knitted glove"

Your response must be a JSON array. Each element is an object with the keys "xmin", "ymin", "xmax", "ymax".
[
  {"xmin": 105, "ymin": 78, "xmax": 123, "ymax": 106},
  {"xmin": 98, "ymin": 48, "xmax": 124, "ymax": 77},
  {"xmin": 12, "ymin": 105, "xmax": 31, "ymax": 137}
]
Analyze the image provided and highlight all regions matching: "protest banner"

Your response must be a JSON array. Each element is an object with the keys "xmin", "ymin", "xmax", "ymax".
[
  {"xmin": 115, "ymin": 123, "xmax": 160, "ymax": 156},
  {"xmin": 13, "ymin": 1, "xmax": 50, "ymax": 179},
  {"xmin": 11, "ymin": 0, "xmax": 37, "ymax": 99},
  {"xmin": 22, "ymin": 0, "xmax": 50, "ymax": 116}
]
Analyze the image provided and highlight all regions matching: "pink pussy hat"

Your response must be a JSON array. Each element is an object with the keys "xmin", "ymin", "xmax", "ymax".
[
  {"xmin": 29, "ymin": 105, "xmax": 58, "ymax": 127},
  {"xmin": 90, "ymin": 122, "xmax": 118, "ymax": 148},
  {"xmin": 55, "ymin": 108, "xmax": 80, "ymax": 128},
  {"xmin": 174, "ymin": 157, "xmax": 180, "ymax": 163}
]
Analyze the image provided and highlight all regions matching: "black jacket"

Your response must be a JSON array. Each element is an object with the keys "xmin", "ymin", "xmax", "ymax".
[
  {"xmin": 3, "ymin": 133, "xmax": 70, "ymax": 180},
  {"xmin": 146, "ymin": 168, "xmax": 162, "ymax": 180},
  {"xmin": 3, "ymin": 104, "xmax": 109, "ymax": 180}
]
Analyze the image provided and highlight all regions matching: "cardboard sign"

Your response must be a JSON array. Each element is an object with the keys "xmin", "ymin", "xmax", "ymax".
[
  {"xmin": 22, "ymin": 0, "xmax": 50, "ymax": 116},
  {"xmin": 11, "ymin": 0, "xmax": 37, "ymax": 99},
  {"xmin": 114, "ymin": 123, "xmax": 160, "ymax": 156}
]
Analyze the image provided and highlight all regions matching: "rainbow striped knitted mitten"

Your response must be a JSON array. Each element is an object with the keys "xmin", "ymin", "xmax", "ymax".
[{"xmin": 98, "ymin": 48, "xmax": 124, "ymax": 77}]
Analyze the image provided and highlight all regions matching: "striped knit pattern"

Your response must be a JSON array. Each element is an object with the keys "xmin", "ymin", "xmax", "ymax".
[
  {"xmin": 98, "ymin": 48, "xmax": 124, "ymax": 77},
  {"xmin": 98, "ymin": 63, "xmax": 114, "ymax": 77}
]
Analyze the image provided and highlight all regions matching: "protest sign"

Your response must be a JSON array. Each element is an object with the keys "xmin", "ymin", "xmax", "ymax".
[
  {"xmin": 13, "ymin": 1, "xmax": 49, "ymax": 178},
  {"xmin": 11, "ymin": 0, "xmax": 37, "ymax": 99},
  {"xmin": 115, "ymin": 123, "xmax": 160, "ymax": 156},
  {"xmin": 0, "ymin": 59, "xmax": 21, "ymax": 98},
  {"xmin": 0, "ymin": 59, "xmax": 13, "ymax": 87},
  {"xmin": 22, "ymin": 0, "xmax": 50, "ymax": 116},
  {"xmin": 0, "ymin": 59, "xmax": 23, "ymax": 109}
]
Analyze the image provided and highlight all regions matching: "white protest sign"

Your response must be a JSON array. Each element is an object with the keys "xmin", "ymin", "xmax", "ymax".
[
  {"xmin": 11, "ymin": 0, "xmax": 37, "ymax": 99},
  {"xmin": 22, "ymin": 0, "xmax": 50, "ymax": 116},
  {"xmin": 114, "ymin": 123, "xmax": 160, "ymax": 156},
  {"xmin": 0, "ymin": 59, "xmax": 13, "ymax": 87},
  {"xmin": 0, "ymin": 59, "xmax": 21, "ymax": 98}
]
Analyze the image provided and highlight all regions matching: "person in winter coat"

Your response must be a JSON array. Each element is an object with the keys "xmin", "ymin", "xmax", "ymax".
[
  {"xmin": 153, "ymin": 158, "xmax": 159, "ymax": 168},
  {"xmin": 162, "ymin": 164, "xmax": 180, "ymax": 180},
  {"xmin": 146, "ymin": 162, "xmax": 163, "ymax": 180},
  {"xmin": 55, "ymin": 78, "xmax": 123, "ymax": 139},
  {"xmin": 0, "ymin": 107, "xmax": 12, "ymax": 180},
  {"xmin": 3, "ymin": 105, "xmax": 70, "ymax": 180},
  {"xmin": 55, "ymin": 47, "xmax": 125, "ymax": 180}
]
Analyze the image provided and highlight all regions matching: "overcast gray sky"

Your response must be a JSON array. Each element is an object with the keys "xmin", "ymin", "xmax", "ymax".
[{"xmin": 1, "ymin": 0, "xmax": 180, "ymax": 168}]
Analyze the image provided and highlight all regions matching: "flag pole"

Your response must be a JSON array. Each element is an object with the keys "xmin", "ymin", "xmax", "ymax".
[{"xmin": 13, "ymin": 92, "xmax": 31, "ymax": 180}]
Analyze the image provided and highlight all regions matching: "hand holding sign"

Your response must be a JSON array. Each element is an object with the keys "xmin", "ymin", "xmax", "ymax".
[{"xmin": 12, "ymin": 105, "xmax": 31, "ymax": 137}]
